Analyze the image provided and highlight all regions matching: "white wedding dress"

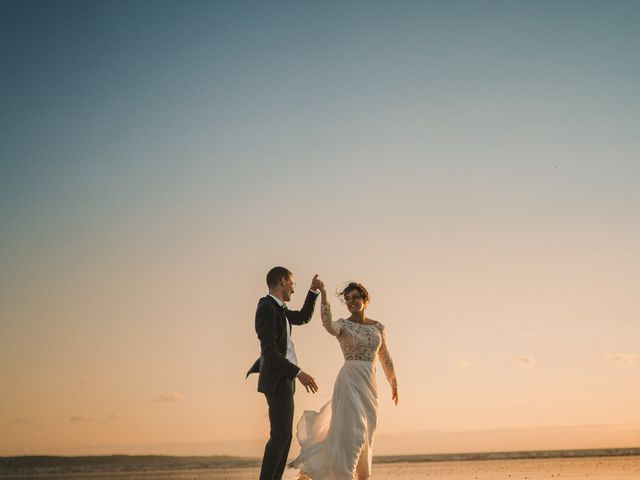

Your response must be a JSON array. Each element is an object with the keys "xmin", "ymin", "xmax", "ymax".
[{"xmin": 289, "ymin": 304, "xmax": 397, "ymax": 480}]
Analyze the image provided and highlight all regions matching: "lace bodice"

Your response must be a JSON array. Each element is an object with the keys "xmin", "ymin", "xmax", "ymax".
[{"xmin": 321, "ymin": 303, "xmax": 397, "ymax": 388}]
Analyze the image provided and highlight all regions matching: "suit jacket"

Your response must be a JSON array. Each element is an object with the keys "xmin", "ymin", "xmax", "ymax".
[{"xmin": 246, "ymin": 291, "xmax": 318, "ymax": 395}]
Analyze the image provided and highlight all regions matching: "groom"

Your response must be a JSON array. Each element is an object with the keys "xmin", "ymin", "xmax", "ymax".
[{"xmin": 247, "ymin": 266, "xmax": 322, "ymax": 480}]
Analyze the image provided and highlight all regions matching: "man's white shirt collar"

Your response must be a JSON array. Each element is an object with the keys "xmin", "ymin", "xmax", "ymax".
[{"xmin": 268, "ymin": 294, "xmax": 285, "ymax": 308}]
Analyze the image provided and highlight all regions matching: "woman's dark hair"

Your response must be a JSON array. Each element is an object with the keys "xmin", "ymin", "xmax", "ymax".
[{"xmin": 337, "ymin": 282, "xmax": 370, "ymax": 304}]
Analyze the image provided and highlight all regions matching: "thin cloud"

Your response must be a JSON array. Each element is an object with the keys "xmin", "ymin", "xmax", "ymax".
[
  {"xmin": 604, "ymin": 354, "xmax": 638, "ymax": 365},
  {"xmin": 69, "ymin": 416, "xmax": 94, "ymax": 423},
  {"xmin": 154, "ymin": 392, "xmax": 185, "ymax": 403},
  {"xmin": 457, "ymin": 358, "xmax": 471, "ymax": 369},
  {"xmin": 517, "ymin": 356, "xmax": 536, "ymax": 368},
  {"xmin": 70, "ymin": 414, "xmax": 122, "ymax": 423}
]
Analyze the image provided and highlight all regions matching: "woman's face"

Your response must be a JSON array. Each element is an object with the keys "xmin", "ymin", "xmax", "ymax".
[{"xmin": 344, "ymin": 289, "xmax": 367, "ymax": 314}]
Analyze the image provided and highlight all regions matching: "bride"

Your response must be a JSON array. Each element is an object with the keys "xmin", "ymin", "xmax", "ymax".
[{"xmin": 289, "ymin": 282, "xmax": 398, "ymax": 480}]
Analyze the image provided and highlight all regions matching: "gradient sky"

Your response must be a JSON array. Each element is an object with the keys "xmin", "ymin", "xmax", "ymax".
[{"xmin": 1, "ymin": 0, "xmax": 639, "ymax": 456}]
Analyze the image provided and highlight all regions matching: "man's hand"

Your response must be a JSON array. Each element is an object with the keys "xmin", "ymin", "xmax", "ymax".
[
  {"xmin": 297, "ymin": 370, "xmax": 319, "ymax": 394},
  {"xmin": 310, "ymin": 274, "xmax": 324, "ymax": 292}
]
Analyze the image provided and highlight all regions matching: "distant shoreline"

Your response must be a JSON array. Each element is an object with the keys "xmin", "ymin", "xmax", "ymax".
[{"xmin": 1, "ymin": 448, "xmax": 639, "ymax": 475}]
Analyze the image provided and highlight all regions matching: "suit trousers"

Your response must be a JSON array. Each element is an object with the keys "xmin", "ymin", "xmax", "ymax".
[{"xmin": 260, "ymin": 378, "xmax": 296, "ymax": 480}]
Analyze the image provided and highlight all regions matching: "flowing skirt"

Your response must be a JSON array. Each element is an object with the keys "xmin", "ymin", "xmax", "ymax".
[{"xmin": 289, "ymin": 360, "xmax": 378, "ymax": 480}]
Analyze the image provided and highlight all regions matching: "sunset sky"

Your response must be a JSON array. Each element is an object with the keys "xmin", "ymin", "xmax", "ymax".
[{"xmin": 1, "ymin": 0, "xmax": 639, "ymax": 456}]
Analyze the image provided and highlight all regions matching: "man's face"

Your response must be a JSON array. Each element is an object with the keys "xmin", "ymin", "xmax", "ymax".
[{"xmin": 281, "ymin": 274, "xmax": 296, "ymax": 302}]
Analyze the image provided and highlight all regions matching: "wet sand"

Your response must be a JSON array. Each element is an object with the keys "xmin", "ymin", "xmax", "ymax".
[{"xmin": 282, "ymin": 455, "xmax": 640, "ymax": 480}]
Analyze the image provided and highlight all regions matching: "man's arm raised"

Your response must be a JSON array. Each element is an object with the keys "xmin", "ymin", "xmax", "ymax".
[{"xmin": 287, "ymin": 274, "xmax": 323, "ymax": 326}]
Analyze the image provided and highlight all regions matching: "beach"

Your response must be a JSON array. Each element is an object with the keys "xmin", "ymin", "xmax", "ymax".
[
  {"xmin": 238, "ymin": 456, "xmax": 640, "ymax": 480},
  {"xmin": 363, "ymin": 456, "xmax": 640, "ymax": 480},
  {"xmin": 2, "ymin": 455, "xmax": 638, "ymax": 479}
]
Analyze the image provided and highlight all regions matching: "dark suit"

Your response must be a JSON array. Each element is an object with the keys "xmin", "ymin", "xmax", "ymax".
[{"xmin": 247, "ymin": 291, "xmax": 318, "ymax": 480}]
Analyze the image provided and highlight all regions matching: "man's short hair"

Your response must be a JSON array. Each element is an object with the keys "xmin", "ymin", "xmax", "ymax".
[{"xmin": 266, "ymin": 266, "xmax": 292, "ymax": 288}]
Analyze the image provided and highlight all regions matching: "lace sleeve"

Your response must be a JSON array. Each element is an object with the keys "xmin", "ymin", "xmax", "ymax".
[
  {"xmin": 321, "ymin": 304, "xmax": 341, "ymax": 336},
  {"xmin": 377, "ymin": 324, "xmax": 397, "ymax": 388}
]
